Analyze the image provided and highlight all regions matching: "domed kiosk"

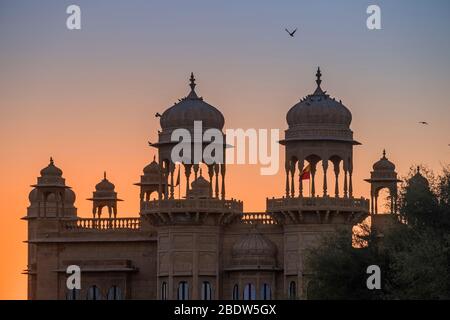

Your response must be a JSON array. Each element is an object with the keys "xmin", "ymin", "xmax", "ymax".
[
  {"xmin": 267, "ymin": 68, "xmax": 369, "ymax": 223},
  {"xmin": 151, "ymin": 73, "xmax": 227, "ymax": 201},
  {"xmin": 365, "ymin": 150, "xmax": 402, "ymax": 214}
]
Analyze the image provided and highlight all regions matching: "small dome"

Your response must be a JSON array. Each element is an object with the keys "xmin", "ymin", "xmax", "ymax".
[
  {"xmin": 40, "ymin": 158, "xmax": 63, "ymax": 177},
  {"xmin": 191, "ymin": 175, "xmax": 210, "ymax": 189},
  {"xmin": 373, "ymin": 150, "xmax": 396, "ymax": 171},
  {"xmin": 286, "ymin": 68, "xmax": 352, "ymax": 128},
  {"xmin": 232, "ymin": 230, "xmax": 276, "ymax": 259},
  {"xmin": 143, "ymin": 157, "xmax": 160, "ymax": 175},
  {"xmin": 65, "ymin": 189, "xmax": 76, "ymax": 204},
  {"xmin": 159, "ymin": 73, "xmax": 225, "ymax": 130},
  {"xmin": 28, "ymin": 188, "xmax": 38, "ymax": 203},
  {"xmin": 409, "ymin": 167, "xmax": 429, "ymax": 187},
  {"xmin": 95, "ymin": 172, "xmax": 115, "ymax": 191}
]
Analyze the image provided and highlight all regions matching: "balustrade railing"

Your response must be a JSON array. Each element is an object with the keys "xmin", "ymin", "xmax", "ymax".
[
  {"xmin": 64, "ymin": 217, "xmax": 141, "ymax": 231},
  {"xmin": 241, "ymin": 213, "xmax": 276, "ymax": 225},
  {"xmin": 267, "ymin": 196, "xmax": 369, "ymax": 211}
]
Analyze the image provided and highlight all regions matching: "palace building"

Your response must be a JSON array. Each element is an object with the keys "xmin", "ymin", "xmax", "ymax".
[{"xmin": 24, "ymin": 69, "xmax": 402, "ymax": 300}]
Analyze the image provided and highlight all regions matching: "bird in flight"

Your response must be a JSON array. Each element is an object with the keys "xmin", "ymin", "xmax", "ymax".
[
  {"xmin": 418, "ymin": 121, "xmax": 429, "ymax": 125},
  {"xmin": 285, "ymin": 28, "xmax": 298, "ymax": 37},
  {"xmin": 155, "ymin": 112, "xmax": 162, "ymax": 118}
]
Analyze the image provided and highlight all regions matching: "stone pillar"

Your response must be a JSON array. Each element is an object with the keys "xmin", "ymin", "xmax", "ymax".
[
  {"xmin": 298, "ymin": 159, "xmax": 304, "ymax": 198},
  {"xmin": 214, "ymin": 164, "xmax": 220, "ymax": 199},
  {"xmin": 208, "ymin": 165, "xmax": 214, "ymax": 198},
  {"xmin": 221, "ymin": 164, "xmax": 226, "ymax": 200},
  {"xmin": 322, "ymin": 161, "xmax": 328, "ymax": 197},
  {"xmin": 169, "ymin": 163, "xmax": 175, "ymax": 199},
  {"xmin": 184, "ymin": 164, "xmax": 192, "ymax": 197},
  {"xmin": 334, "ymin": 162, "xmax": 339, "ymax": 198},
  {"xmin": 285, "ymin": 161, "xmax": 290, "ymax": 198},
  {"xmin": 311, "ymin": 164, "xmax": 316, "ymax": 197},
  {"xmin": 290, "ymin": 161, "xmax": 296, "ymax": 198},
  {"xmin": 349, "ymin": 170, "xmax": 353, "ymax": 198},
  {"xmin": 343, "ymin": 170, "xmax": 348, "ymax": 198}
]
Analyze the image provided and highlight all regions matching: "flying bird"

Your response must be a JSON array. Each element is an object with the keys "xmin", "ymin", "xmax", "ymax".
[
  {"xmin": 155, "ymin": 112, "xmax": 162, "ymax": 118},
  {"xmin": 285, "ymin": 28, "xmax": 298, "ymax": 37},
  {"xmin": 418, "ymin": 121, "xmax": 429, "ymax": 125}
]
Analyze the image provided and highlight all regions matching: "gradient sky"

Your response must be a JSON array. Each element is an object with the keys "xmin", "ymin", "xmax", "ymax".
[{"xmin": 1, "ymin": 0, "xmax": 450, "ymax": 299}]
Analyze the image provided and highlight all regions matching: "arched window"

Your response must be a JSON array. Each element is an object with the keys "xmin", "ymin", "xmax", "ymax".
[
  {"xmin": 161, "ymin": 282, "xmax": 167, "ymax": 300},
  {"xmin": 107, "ymin": 285, "xmax": 122, "ymax": 300},
  {"xmin": 177, "ymin": 281, "xmax": 189, "ymax": 300},
  {"xmin": 201, "ymin": 281, "xmax": 212, "ymax": 300},
  {"xmin": 261, "ymin": 283, "xmax": 272, "ymax": 300},
  {"xmin": 243, "ymin": 283, "xmax": 256, "ymax": 300},
  {"xmin": 66, "ymin": 288, "xmax": 80, "ymax": 300},
  {"xmin": 87, "ymin": 285, "xmax": 102, "ymax": 300},
  {"xmin": 289, "ymin": 281, "xmax": 296, "ymax": 300},
  {"xmin": 232, "ymin": 284, "xmax": 239, "ymax": 300}
]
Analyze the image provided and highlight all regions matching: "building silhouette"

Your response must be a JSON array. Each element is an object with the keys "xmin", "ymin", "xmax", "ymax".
[{"xmin": 24, "ymin": 69, "xmax": 401, "ymax": 300}]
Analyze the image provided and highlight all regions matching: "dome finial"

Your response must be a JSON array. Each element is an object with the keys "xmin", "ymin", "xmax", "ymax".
[
  {"xmin": 153, "ymin": 155, "xmax": 156, "ymax": 162},
  {"xmin": 187, "ymin": 72, "xmax": 199, "ymax": 99},
  {"xmin": 383, "ymin": 149, "xmax": 386, "ymax": 158},
  {"xmin": 50, "ymin": 157, "xmax": 54, "ymax": 165},
  {"xmin": 104, "ymin": 171, "xmax": 107, "ymax": 180},
  {"xmin": 316, "ymin": 67, "xmax": 322, "ymax": 87},
  {"xmin": 189, "ymin": 72, "xmax": 196, "ymax": 91}
]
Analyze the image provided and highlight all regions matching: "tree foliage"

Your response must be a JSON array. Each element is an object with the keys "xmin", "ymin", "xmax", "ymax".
[{"xmin": 306, "ymin": 166, "xmax": 450, "ymax": 300}]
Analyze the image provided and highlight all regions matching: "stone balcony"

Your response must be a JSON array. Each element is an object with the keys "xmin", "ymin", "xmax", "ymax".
[
  {"xmin": 141, "ymin": 198, "xmax": 243, "ymax": 214},
  {"xmin": 266, "ymin": 196, "xmax": 369, "ymax": 224},
  {"xmin": 140, "ymin": 198, "xmax": 243, "ymax": 225}
]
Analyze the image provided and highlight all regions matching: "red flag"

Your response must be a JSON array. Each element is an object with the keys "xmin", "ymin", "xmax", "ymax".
[{"xmin": 300, "ymin": 164, "xmax": 311, "ymax": 180}]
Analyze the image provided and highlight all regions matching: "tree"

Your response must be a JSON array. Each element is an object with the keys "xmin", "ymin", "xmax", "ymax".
[{"xmin": 306, "ymin": 166, "xmax": 450, "ymax": 300}]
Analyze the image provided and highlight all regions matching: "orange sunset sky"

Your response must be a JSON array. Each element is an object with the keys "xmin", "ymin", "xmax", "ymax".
[{"xmin": 1, "ymin": 0, "xmax": 450, "ymax": 299}]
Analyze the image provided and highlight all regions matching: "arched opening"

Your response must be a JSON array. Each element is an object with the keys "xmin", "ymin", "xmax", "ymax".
[
  {"xmin": 177, "ymin": 281, "xmax": 189, "ymax": 300},
  {"xmin": 87, "ymin": 285, "xmax": 102, "ymax": 300},
  {"xmin": 232, "ymin": 284, "xmax": 239, "ymax": 300},
  {"xmin": 376, "ymin": 187, "xmax": 392, "ymax": 214},
  {"xmin": 243, "ymin": 283, "xmax": 256, "ymax": 300},
  {"xmin": 161, "ymin": 282, "xmax": 167, "ymax": 300},
  {"xmin": 107, "ymin": 285, "xmax": 122, "ymax": 300},
  {"xmin": 66, "ymin": 288, "xmax": 80, "ymax": 300},
  {"xmin": 201, "ymin": 281, "xmax": 212, "ymax": 300},
  {"xmin": 289, "ymin": 281, "xmax": 296, "ymax": 300},
  {"xmin": 261, "ymin": 283, "xmax": 272, "ymax": 300}
]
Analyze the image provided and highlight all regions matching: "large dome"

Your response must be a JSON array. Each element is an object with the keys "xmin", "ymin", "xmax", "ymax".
[
  {"xmin": 286, "ymin": 68, "xmax": 352, "ymax": 128},
  {"xmin": 40, "ymin": 157, "xmax": 63, "ymax": 177},
  {"xmin": 160, "ymin": 73, "xmax": 225, "ymax": 130}
]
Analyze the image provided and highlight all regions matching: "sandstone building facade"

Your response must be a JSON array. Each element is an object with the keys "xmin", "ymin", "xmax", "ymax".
[{"xmin": 24, "ymin": 69, "xmax": 400, "ymax": 300}]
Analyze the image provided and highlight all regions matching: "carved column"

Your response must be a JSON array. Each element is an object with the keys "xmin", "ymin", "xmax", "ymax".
[
  {"xmin": 184, "ymin": 164, "xmax": 192, "ymax": 197},
  {"xmin": 343, "ymin": 170, "xmax": 348, "ymax": 198},
  {"xmin": 333, "ymin": 161, "xmax": 340, "ymax": 197},
  {"xmin": 214, "ymin": 164, "xmax": 220, "ymax": 199},
  {"xmin": 322, "ymin": 160, "xmax": 328, "ymax": 197},
  {"xmin": 290, "ymin": 161, "xmax": 296, "ymax": 198},
  {"xmin": 298, "ymin": 159, "xmax": 304, "ymax": 198},
  {"xmin": 221, "ymin": 164, "xmax": 226, "ymax": 200},
  {"xmin": 169, "ymin": 163, "xmax": 175, "ymax": 199},
  {"xmin": 311, "ymin": 163, "xmax": 316, "ymax": 197},
  {"xmin": 208, "ymin": 165, "xmax": 214, "ymax": 198},
  {"xmin": 285, "ymin": 161, "xmax": 290, "ymax": 198}
]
